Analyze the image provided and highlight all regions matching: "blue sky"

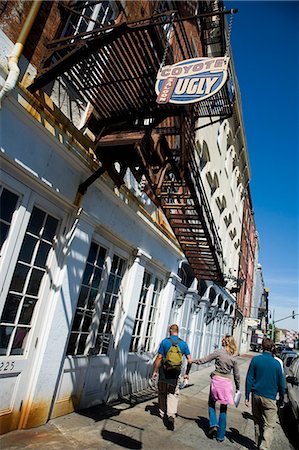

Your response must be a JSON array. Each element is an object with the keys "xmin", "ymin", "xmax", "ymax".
[{"xmin": 226, "ymin": 1, "xmax": 298, "ymax": 331}]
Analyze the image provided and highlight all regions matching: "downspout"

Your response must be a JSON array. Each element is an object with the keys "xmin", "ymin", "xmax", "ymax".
[{"xmin": 0, "ymin": 0, "xmax": 42, "ymax": 107}]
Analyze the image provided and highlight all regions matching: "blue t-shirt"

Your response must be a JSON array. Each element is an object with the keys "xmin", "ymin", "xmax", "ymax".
[
  {"xmin": 158, "ymin": 336, "xmax": 190, "ymax": 385},
  {"xmin": 158, "ymin": 335, "xmax": 190, "ymax": 358}
]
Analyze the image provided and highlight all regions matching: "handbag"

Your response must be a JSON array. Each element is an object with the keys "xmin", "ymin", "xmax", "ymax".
[{"xmin": 234, "ymin": 390, "xmax": 241, "ymax": 407}]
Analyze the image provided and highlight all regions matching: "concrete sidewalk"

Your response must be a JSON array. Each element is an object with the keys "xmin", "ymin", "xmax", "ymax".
[{"xmin": 0, "ymin": 353, "xmax": 296, "ymax": 450}]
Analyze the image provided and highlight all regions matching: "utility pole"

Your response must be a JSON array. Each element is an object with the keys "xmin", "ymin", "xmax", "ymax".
[
  {"xmin": 271, "ymin": 310, "xmax": 298, "ymax": 341},
  {"xmin": 271, "ymin": 309, "xmax": 275, "ymax": 340}
]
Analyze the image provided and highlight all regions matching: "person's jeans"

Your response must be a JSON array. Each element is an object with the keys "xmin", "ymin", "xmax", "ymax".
[{"xmin": 208, "ymin": 393, "xmax": 227, "ymax": 441}]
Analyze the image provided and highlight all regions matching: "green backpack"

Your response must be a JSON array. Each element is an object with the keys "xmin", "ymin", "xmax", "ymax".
[{"xmin": 163, "ymin": 337, "xmax": 183, "ymax": 371}]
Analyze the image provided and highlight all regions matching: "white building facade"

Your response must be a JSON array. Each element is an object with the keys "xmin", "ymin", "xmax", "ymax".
[{"xmin": 0, "ymin": 1, "xmax": 252, "ymax": 434}]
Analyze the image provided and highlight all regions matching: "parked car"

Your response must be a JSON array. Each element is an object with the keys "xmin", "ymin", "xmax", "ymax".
[
  {"xmin": 285, "ymin": 355, "xmax": 299, "ymax": 433},
  {"xmin": 275, "ymin": 343, "xmax": 291, "ymax": 357},
  {"xmin": 282, "ymin": 350, "xmax": 299, "ymax": 376}
]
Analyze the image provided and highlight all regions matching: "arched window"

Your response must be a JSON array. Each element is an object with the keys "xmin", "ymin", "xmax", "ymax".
[
  {"xmin": 234, "ymin": 239, "xmax": 240, "ymax": 250},
  {"xmin": 231, "ymin": 166, "xmax": 240, "ymax": 192},
  {"xmin": 206, "ymin": 172, "xmax": 219, "ymax": 197},
  {"xmin": 229, "ymin": 227, "xmax": 237, "ymax": 240},
  {"xmin": 227, "ymin": 130, "xmax": 234, "ymax": 149},
  {"xmin": 224, "ymin": 213, "xmax": 232, "ymax": 228},
  {"xmin": 198, "ymin": 279, "xmax": 208, "ymax": 296},
  {"xmin": 217, "ymin": 295, "xmax": 224, "ymax": 308},
  {"xmin": 208, "ymin": 287, "xmax": 217, "ymax": 302},
  {"xmin": 216, "ymin": 195, "xmax": 227, "ymax": 214},
  {"xmin": 225, "ymin": 145, "xmax": 236, "ymax": 177},
  {"xmin": 217, "ymin": 120, "xmax": 229, "ymax": 154},
  {"xmin": 200, "ymin": 141, "xmax": 210, "ymax": 171}
]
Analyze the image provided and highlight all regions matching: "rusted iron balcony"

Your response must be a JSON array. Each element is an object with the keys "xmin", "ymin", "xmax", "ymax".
[{"xmin": 28, "ymin": 1, "xmax": 230, "ymax": 283}]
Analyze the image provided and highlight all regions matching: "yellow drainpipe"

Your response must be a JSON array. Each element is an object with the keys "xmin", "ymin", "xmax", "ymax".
[{"xmin": 0, "ymin": 0, "xmax": 42, "ymax": 107}]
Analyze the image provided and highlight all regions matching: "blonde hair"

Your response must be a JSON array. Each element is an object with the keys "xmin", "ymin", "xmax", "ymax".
[{"xmin": 223, "ymin": 335, "xmax": 237, "ymax": 355}]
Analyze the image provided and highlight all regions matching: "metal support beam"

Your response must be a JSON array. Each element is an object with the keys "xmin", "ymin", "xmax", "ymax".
[{"xmin": 74, "ymin": 166, "xmax": 106, "ymax": 207}]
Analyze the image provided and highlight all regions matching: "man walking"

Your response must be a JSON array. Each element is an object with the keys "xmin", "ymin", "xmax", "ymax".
[
  {"xmin": 152, "ymin": 324, "xmax": 192, "ymax": 430},
  {"xmin": 245, "ymin": 337, "xmax": 285, "ymax": 449}
]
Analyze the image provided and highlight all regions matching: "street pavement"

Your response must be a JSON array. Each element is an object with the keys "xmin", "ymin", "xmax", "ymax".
[{"xmin": 1, "ymin": 352, "xmax": 297, "ymax": 450}]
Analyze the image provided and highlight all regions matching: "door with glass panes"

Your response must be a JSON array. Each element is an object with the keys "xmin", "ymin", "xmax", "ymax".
[
  {"xmin": 0, "ymin": 184, "xmax": 62, "ymax": 434},
  {"xmin": 124, "ymin": 270, "xmax": 164, "ymax": 395},
  {"xmin": 52, "ymin": 237, "xmax": 128, "ymax": 416}
]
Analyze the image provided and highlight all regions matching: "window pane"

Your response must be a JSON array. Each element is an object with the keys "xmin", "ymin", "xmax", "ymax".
[
  {"xmin": 0, "ymin": 188, "xmax": 18, "ymax": 222},
  {"xmin": 26, "ymin": 268, "xmax": 44, "ymax": 295},
  {"xmin": 111, "ymin": 255, "xmax": 118, "ymax": 273},
  {"xmin": 92, "ymin": 267, "xmax": 102, "ymax": 288},
  {"xmin": 19, "ymin": 235, "xmax": 38, "ymax": 263},
  {"xmin": 102, "ymin": 294, "xmax": 110, "ymax": 312},
  {"xmin": 43, "ymin": 216, "xmax": 59, "ymax": 241},
  {"xmin": 87, "ymin": 288, "xmax": 97, "ymax": 309},
  {"xmin": 72, "ymin": 312, "xmax": 83, "ymax": 331},
  {"xmin": 67, "ymin": 333, "xmax": 78, "ymax": 355},
  {"xmin": 1, "ymin": 294, "xmax": 22, "ymax": 323},
  {"xmin": 0, "ymin": 223, "xmax": 9, "ymax": 249},
  {"xmin": 82, "ymin": 263, "xmax": 93, "ymax": 285},
  {"xmin": 106, "ymin": 275, "xmax": 114, "ymax": 293},
  {"xmin": 27, "ymin": 207, "xmax": 45, "ymax": 235},
  {"xmin": 77, "ymin": 334, "xmax": 88, "ymax": 355},
  {"xmin": 77, "ymin": 286, "xmax": 89, "ymax": 307},
  {"xmin": 11, "ymin": 327, "xmax": 30, "ymax": 355},
  {"xmin": 87, "ymin": 242, "xmax": 98, "ymax": 264},
  {"xmin": 97, "ymin": 247, "xmax": 106, "ymax": 267},
  {"xmin": 0, "ymin": 326, "xmax": 14, "ymax": 355},
  {"xmin": 10, "ymin": 263, "xmax": 30, "ymax": 292},
  {"xmin": 35, "ymin": 242, "xmax": 51, "ymax": 267},
  {"xmin": 82, "ymin": 315, "xmax": 92, "ymax": 332},
  {"xmin": 113, "ymin": 277, "xmax": 121, "ymax": 294},
  {"xmin": 19, "ymin": 298, "xmax": 37, "ymax": 325},
  {"xmin": 99, "ymin": 316, "xmax": 106, "ymax": 333},
  {"xmin": 102, "ymin": 334, "xmax": 110, "ymax": 354}
]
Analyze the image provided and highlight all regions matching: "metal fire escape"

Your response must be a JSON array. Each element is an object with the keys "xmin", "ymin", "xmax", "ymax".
[{"xmin": 28, "ymin": 1, "xmax": 235, "ymax": 284}]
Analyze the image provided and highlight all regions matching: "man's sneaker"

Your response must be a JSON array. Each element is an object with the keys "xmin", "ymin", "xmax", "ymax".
[
  {"xmin": 208, "ymin": 426, "xmax": 218, "ymax": 439},
  {"xmin": 166, "ymin": 416, "xmax": 175, "ymax": 431}
]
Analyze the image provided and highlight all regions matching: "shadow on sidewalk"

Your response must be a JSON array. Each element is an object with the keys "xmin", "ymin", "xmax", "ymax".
[
  {"xmin": 101, "ymin": 429, "xmax": 142, "ymax": 449},
  {"xmin": 195, "ymin": 416, "xmax": 257, "ymax": 449},
  {"xmin": 226, "ymin": 427, "xmax": 257, "ymax": 449},
  {"xmin": 242, "ymin": 411, "xmax": 254, "ymax": 421},
  {"xmin": 79, "ymin": 388, "xmax": 158, "ymax": 423},
  {"xmin": 145, "ymin": 402, "xmax": 160, "ymax": 417},
  {"xmin": 195, "ymin": 416, "xmax": 211, "ymax": 438},
  {"xmin": 79, "ymin": 403, "xmax": 131, "ymax": 421}
]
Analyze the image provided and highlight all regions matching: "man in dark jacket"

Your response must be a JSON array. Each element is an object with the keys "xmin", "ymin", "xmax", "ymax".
[{"xmin": 245, "ymin": 337, "xmax": 285, "ymax": 450}]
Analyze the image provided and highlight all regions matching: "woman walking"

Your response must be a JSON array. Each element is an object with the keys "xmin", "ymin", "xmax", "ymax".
[{"xmin": 193, "ymin": 335, "xmax": 240, "ymax": 442}]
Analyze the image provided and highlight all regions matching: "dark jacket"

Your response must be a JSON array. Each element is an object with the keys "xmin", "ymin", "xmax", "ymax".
[{"xmin": 245, "ymin": 351, "xmax": 285, "ymax": 401}]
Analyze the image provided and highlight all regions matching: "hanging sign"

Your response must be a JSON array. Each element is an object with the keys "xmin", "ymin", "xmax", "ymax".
[{"xmin": 155, "ymin": 57, "xmax": 230, "ymax": 105}]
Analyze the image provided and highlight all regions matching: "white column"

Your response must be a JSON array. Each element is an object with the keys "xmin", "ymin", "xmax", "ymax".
[{"xmin": 155, "ymin": 272, "xmax": 181, "ymax": 347}]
